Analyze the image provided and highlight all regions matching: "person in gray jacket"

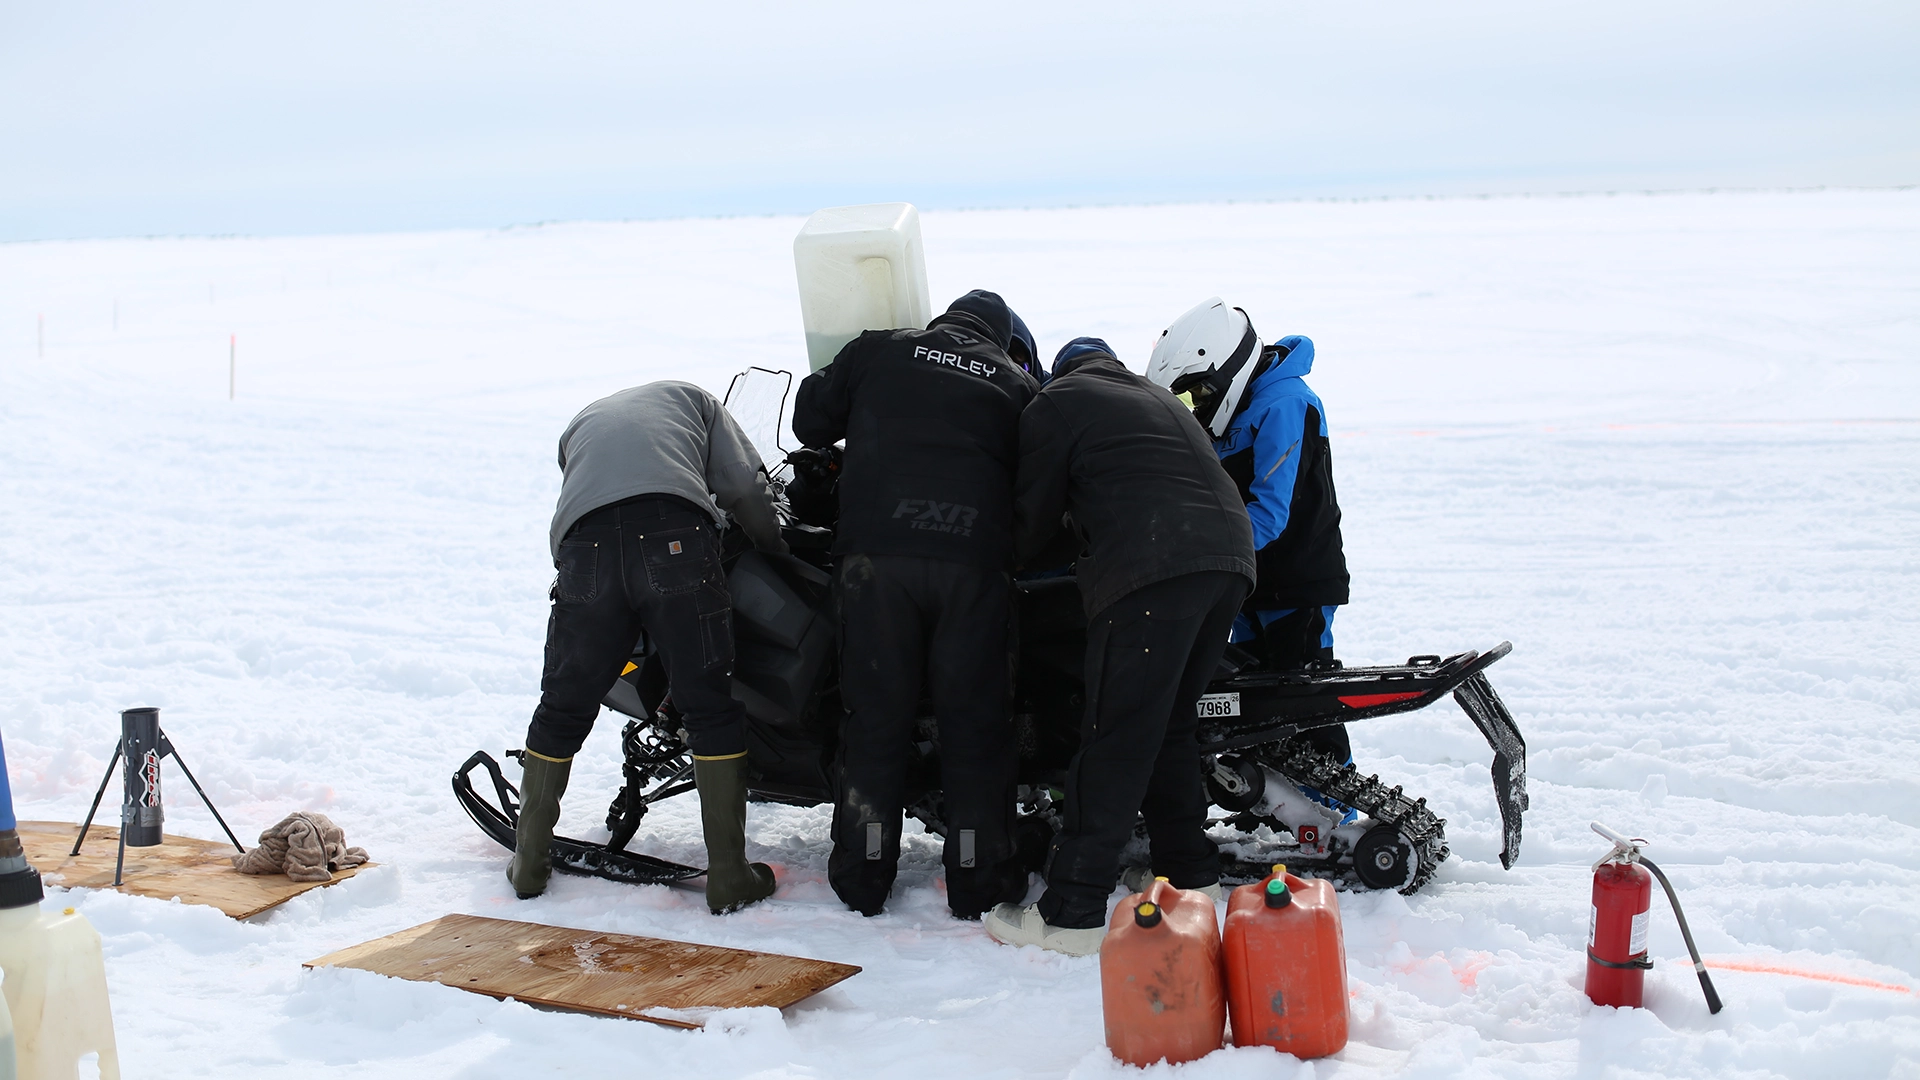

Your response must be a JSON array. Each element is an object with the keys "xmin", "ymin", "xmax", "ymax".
[{"xmin": 511, "ymin": 380, "xmax": 789, "ymax": 914}]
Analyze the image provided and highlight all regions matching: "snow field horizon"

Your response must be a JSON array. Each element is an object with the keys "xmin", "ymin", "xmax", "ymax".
[{"xmin": 0, "ymin": 189, "xmax": 1916, "ymax": 1078}]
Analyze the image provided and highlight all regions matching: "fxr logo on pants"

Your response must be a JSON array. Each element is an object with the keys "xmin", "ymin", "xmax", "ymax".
[{"xmin": 891, "ymin": 499, "xmax": 978, "ymax": 536}]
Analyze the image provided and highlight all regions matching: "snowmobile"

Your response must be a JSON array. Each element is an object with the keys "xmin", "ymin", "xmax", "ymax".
[{"xmin": 454, "ymin": 368, "xmax": 1529, "ymax": 896}]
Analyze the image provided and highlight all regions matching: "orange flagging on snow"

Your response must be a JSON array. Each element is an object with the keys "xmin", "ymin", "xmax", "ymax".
[{"xmin": 1707, "ymin": 959, "xmax": 1913, "ymax": 995}]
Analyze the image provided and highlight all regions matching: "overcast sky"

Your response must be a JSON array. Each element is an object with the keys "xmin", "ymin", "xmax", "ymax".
[{"xmin": 1, "ymin": 0, "xmax": 1915, "ymax": 241}]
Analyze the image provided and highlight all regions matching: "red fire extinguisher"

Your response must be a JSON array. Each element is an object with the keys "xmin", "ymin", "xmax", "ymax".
[{"xmin": 1585, "ymin": 822, "xmax": 1723, "ymax": 1014}]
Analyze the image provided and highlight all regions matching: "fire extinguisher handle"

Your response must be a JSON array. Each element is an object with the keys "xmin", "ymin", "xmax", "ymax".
[
  {"xmin": 1640, "ymin": 855, "xmax": 1725, "ymax": 1016},
  {"xmin": 1591, "ymin": 821, "xmax": 1636, "ymax": 849}
]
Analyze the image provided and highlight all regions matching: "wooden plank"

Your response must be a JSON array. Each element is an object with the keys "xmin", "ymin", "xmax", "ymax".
[
  {"xmin": 18, "ymin": 820, "xmax": 370, "ymax": 920},
  {"xmin": 306, "ymin": 914, "xmax": 861, "ymax": 1027}
]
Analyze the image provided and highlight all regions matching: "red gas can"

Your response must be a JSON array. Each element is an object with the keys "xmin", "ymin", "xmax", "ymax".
[
  {"xmin": 1100, "ymin": 878, "xmax": 1226, "ymax": 1067},
  {"xmin": 1585, "ymin": 859, "xmax": 1653, "ymax": 1008},
  {"xmin": 1223, "ymin": 866, "xmax": 1349, "ymax": 1058}
]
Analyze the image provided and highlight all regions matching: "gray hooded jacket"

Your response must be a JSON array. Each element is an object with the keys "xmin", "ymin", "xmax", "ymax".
[{"xmin": 549, "ymin": 381, "xmax": 786, "ymax": 558}]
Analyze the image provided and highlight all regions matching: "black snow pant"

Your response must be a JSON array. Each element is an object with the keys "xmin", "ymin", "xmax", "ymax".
[
  {"xmin": 1248, "ymin": 605, "xmax": 1351, "ymax": 763},
  {"xmin": 1037, "ymin": 570, "xmax": 1248, "ymax": 929},
  {"xmin": 525, "ymin": 496, "xmax": 747, "ymax": 762},
  {"xmin": 829, "ymin": 553, "xmax": 1025, "ymax": 918}
]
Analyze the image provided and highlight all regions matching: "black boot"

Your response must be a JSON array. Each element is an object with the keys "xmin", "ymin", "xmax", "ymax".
[
  {"xmin": 695, "ymin": 755, "xmax": 777, "ymax": 914},
  {"xmin": 507, "ymin": 752, "xmax": 572, "ymax": 899},
  {"xmin": 948, "ymin": 857, "xmax": 1031, "ymax": 920}
]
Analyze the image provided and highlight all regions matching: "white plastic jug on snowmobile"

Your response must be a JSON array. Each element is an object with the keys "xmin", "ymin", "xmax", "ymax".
[{"xmin": 793, "ymin": 203, "xmax": 932, "ymax": 372}]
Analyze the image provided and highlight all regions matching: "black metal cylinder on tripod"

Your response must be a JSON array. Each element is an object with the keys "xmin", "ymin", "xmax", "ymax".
[{"xmin": 120, "ymin": 706, "xmax": 164, "ymax": 847}]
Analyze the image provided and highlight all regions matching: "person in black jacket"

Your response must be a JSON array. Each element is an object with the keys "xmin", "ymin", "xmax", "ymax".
[
  {"xmin": 792, "ymin": 290, "xmax": 1040, "ymax": 919},
  {"xmin": 985, "ymin": 337, "xmax": 1255, "ymax": 957}
]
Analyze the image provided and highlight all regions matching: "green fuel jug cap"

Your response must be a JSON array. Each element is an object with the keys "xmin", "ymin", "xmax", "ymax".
[{"xmin": 1264, "ymin": 877, "xmax": 1293, "ymax": 909}]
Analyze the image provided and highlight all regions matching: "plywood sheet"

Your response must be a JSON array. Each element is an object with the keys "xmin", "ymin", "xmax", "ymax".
[
  {"xmin": 18, "ymin": 820, "xmax": 370, "ymax": 920},
  {"xmin": 306, "ymin": 914, "xmax": 861, "ymax": 1028}
]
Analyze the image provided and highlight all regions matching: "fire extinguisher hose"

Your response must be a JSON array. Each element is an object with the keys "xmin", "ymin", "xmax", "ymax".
[{"xmin": 1639, "ymin": 855, "xmax": 1725, "ymax": 1015}]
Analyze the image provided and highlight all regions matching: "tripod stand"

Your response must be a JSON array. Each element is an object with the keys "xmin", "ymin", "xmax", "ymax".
[{"xmin": 71, "ymin": 708, "xmax": 244, "ymax": 886}]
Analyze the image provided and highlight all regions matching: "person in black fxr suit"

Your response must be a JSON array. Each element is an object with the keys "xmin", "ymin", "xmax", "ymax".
[{"xmin": 792, "ymin": 290, "xmax": 1040, "ymax": 919}]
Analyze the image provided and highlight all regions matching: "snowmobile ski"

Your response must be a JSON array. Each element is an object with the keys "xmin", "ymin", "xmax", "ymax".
[{"xmin": 452, "ymin": 751, "xmax": 703, "ymax": 886}]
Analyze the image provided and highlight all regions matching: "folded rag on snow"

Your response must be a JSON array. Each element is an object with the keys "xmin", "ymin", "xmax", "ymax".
[{"xmin": 232, "ymin": 812, "xmax": 369, "ymax": 882}]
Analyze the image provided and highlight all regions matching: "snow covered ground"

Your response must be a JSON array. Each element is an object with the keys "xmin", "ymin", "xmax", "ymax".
[{"xmin": 2, "ymin": 189, "xmax": 1917, "ymax": 1078}]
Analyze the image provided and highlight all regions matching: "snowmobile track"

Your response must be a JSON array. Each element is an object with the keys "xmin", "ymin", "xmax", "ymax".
[{"xmin": 1218, "ymin": 739, "xmax": 1450, "ymax": 893}]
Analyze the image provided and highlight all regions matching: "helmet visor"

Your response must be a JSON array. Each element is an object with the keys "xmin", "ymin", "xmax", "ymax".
[
  {"xmin": 1189, "ymin": 381, "xmax": 1226, "ymax": 427},
  {"xmin": 1168, "ymin": 370, "xmax": 1216, "ymax": 396}
]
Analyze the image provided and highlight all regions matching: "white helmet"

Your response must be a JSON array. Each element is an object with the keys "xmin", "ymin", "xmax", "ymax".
[{"xmin": 1145, "ymin": 297, "xmax": 1266, "ymax": 438}]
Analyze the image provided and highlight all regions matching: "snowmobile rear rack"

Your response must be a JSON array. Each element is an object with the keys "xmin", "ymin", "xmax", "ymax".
[
  {"xmin": 1196, "ymin": 642, "xmax": 1527, "ymax": 869},
  {"xmin": 1202, "ymin": 643, "xmax": 1511, "ymax": 743},
  {"xmin": 452, "ymin": 751, "xmax": 703, "ymax": 886}
]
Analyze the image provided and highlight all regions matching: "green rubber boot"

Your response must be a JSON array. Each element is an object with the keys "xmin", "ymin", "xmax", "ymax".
[
  {"xmin": 695, "ymin": 755, "xmax": 776, "ymax": 914},
  {"xmin": 507, "ymin": 751, "xmax": 572, "ymax": 899}
]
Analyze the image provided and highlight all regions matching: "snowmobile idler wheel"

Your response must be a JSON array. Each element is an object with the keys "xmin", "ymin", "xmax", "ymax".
[
  {"xmin": 1354, "ymin": 823, "xmax": 1418, "ymax": 891},
  {"xmin": 1205, "ymin": 755, "xmax": 1266, "ymax": 813}
]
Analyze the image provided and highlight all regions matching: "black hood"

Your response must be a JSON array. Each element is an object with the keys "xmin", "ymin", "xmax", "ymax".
[
  {"xmin": 1051, "ymin": 336, "xmax": 1117, "ymax": 378},
  {"xmin": 1008, "ymin": 308, "xmax": 1042, "ymax": 381},
  {"xmin": 930, "ymin": 289, "xmax": 1014, "ymax": 353}
]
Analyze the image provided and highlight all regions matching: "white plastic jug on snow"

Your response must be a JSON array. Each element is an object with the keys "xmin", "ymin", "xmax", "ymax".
[
  {"xmin": 793, "ymin": 202, "xmax": 932, "ymax": 371},
  {"xmin": 0, "ymin": 729, "xmax": 121, "ymax": 1080},
  {"xmin": 1, "ymin": 969, "xmax": 15, "ymax": 1080}
]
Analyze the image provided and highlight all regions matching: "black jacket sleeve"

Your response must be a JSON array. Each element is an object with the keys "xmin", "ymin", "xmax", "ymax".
[
  {"xmin": 792, "ymin": 338, "xmax": 863, "ymax": 448},
  {"xmin": 1013, "ymin": 395, "xmax": 1076, "ymax": 568}
]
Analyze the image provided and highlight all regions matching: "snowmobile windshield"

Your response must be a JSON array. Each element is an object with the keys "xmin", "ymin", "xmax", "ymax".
[{"xmin": 722, "ymin": 366, "xmax": 795, "ymax": 479}]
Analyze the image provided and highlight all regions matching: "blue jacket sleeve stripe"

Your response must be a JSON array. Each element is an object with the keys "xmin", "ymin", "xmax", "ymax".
[{"xmin": 1243, "ymin": 394, "xmax": 1307, "ymax": 550}]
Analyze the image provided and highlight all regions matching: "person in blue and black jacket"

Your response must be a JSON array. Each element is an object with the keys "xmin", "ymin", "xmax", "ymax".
[{"xmin": 1145, "ymin": 298, "xmax": 1354, "ymax": 771}]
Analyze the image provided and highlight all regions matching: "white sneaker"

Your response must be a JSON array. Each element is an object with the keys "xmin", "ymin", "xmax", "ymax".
[
  {"xmin": 1118, "ymin": 866, "xmax": 1224, "ymax": 901},
  {"xmin": 983, "ymin": 902, "xmax": 1106, "ymax": 957}
]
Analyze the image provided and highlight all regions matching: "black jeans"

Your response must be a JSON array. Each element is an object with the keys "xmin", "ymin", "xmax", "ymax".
[
  {"xmin": 1038, "ymin": 570, "xmax": 1248, "ymax": 929},
  {"xmin": 525, "ymin": 497, "xmax": 747, "ymax": 761},
  {"xmin": 828, "ymin": 554, "xmax": 1023, "ymax": 917}
]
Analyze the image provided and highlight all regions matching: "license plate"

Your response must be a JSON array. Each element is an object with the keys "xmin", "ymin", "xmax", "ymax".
[{"xmin": 1196, "ymin": 692, "xmax": 1241, "ymax": 718}]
